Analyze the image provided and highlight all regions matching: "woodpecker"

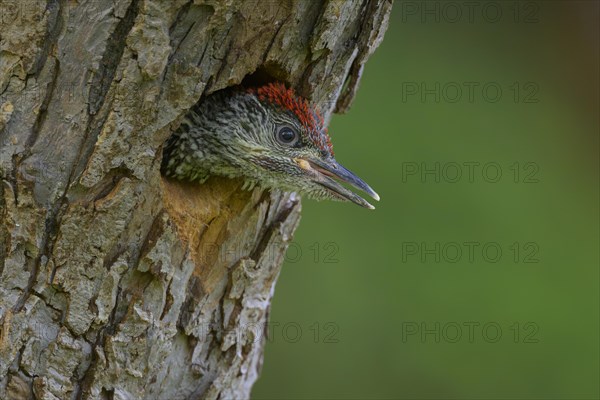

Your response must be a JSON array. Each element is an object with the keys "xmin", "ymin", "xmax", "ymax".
[{"xmin": 161, "ymin": 83, "xmax": 380, "ymax": 209}]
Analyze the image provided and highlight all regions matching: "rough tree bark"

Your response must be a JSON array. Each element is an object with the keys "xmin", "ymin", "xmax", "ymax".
[{"xmin": 0, "ymin": 0, "xmax": 391, "ymax": 398}]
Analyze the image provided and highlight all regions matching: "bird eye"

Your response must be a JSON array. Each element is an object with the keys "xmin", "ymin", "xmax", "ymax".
[{"xmin": 276, "ymin": 126, "xmax": 299, "ymax": 146}]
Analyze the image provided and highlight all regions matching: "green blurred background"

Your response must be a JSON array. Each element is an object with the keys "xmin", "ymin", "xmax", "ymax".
[{"xmin": 253, "ymin": 2, "xmax": 599, "ymax": 399}]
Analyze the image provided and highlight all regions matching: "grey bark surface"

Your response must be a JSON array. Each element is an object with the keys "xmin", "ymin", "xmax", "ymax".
[{"xmin": 0, "ymin": 0, "xmax": 391, "ymax": 399}]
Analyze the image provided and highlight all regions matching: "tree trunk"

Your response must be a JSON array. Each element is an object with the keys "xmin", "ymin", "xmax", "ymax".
[{"xmin": 0, "ymin": 0, "xmax": 391, "ymax": 398}]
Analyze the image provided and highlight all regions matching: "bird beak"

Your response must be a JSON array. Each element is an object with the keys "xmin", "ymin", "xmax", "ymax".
[{"xmin": 296, "ymin": 158, "xmax": 380, "ymax": 209}]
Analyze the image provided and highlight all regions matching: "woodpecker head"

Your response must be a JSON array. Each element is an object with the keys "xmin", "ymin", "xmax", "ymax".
[{"xmin": 162, "ymin": 82, "xmax": 380, "ymax": 209}]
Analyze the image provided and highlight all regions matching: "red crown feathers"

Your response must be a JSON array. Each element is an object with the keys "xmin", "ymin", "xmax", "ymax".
[{"xmin": 250, "ymin": 83, "xmax": 334, "ymax": 155}]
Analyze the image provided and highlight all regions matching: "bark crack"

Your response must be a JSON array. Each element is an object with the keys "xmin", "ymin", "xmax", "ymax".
[
  {"xmin": 11, "ymin": 197, "xmax": 65, "ymax": 313},
  {"xmin": 31, "ymin": 0, "xmax": 63, "ymax": 79},
  {"xmin": 26, "ymin": 57, "xmax": 61, "ymax": 149},
  {"xmin": 88, "ymin": 0, "xmax": 140, "ymax": 116}
]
